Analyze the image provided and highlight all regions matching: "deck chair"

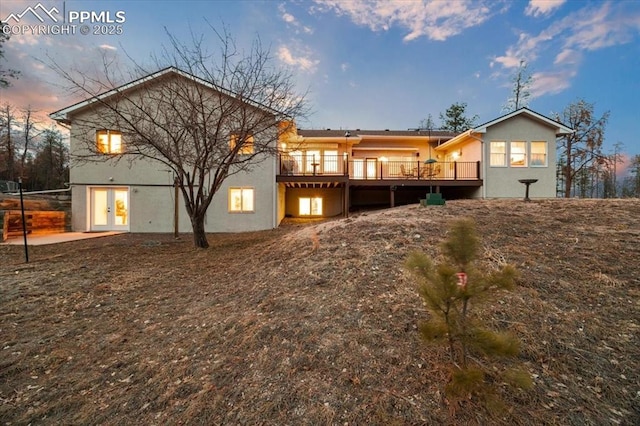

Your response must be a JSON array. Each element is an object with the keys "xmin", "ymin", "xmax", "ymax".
[
  {"xmin": 400, "ymin": 164, "xmax": 415, "ymax": 177},
  {"xmin": 421, "ymin": 164, "xmax": 441, "ymax": 178}
]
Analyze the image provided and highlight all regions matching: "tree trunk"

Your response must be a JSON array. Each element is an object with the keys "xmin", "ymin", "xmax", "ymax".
[
  {"xmin": 190, "ymin": 213, "xmax": 209, "ymax": 248},
  {"xmin": 564, "ymin": 166, "xmax": 572, "ymax": 198}
]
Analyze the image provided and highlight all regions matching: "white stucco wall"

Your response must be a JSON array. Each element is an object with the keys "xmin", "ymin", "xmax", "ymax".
[{"xmin": 67, "ymin": 85, "xmax": 279, "ymax": 233}]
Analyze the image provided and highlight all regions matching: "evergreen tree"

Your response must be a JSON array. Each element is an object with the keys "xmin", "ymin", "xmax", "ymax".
[
  {"xmin": 622, "ymin": 154, "xmax": 640, "ymax": 197},
  {"xmin": 406, "ymin": 219, "xmax": 531, "ymax": 412},
  {"xmin": 439, "ymin": 102, "xmax": 478, "ymax": 133},
  {"xmin": 29, "ymin": 128, "xmax": 69, "ymax": 190}
]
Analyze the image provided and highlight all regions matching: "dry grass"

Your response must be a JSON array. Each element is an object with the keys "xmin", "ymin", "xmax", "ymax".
[{"xmin": 1, "ymin": 199, "xmax": 639, "ymax": 425}]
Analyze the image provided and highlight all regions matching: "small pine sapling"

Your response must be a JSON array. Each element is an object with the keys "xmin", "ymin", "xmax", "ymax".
[{"xmin": 406, "ymin": 218, "xmax": 532, "ymax": 413}]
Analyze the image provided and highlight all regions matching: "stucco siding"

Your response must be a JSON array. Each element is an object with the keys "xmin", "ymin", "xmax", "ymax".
[
  {"xmin": 67, "ymin": 90, "xmax": 279, "ymax": 233},
  {"xmin": 483, "ymin": 115, "xmax": 557, "ymax": 198}
]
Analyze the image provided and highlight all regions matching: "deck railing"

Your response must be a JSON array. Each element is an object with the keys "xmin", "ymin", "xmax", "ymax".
[{"xmin": 278, "ymin": 155, "xmax": 481, "ymax": 180}]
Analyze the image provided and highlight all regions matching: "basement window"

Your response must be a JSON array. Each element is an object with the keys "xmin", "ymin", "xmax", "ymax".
[{"xmin": 299, "ymin": 197, "xmax": 322, "ymax": 216}]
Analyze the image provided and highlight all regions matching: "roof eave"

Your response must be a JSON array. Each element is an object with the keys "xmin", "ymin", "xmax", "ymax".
[{"xmin": 48, "ymin": 66, "xmax": 281, "ymax": 125}]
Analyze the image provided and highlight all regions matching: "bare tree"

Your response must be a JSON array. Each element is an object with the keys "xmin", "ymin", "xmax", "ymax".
[
  {"xmin": 502, "ymin": 60, "xmax": 532, "ymax": 112},
  {"xmin": 554, "ymin": 99, "xmax": 609, "ymax": 198},
  {"xmin": 49, "ymin": 25, "xmax": 308, "ymax": 248},
  {"xmin": 418, "ymin": 113, "xmax": 437, "ymax": 131},
  {"xmin": 0, "ymin": 103, "xmax": 16, "ymax": 181},
  {"xmin": 19, "ymin": 106, "xmax": 39, "ymax": 178},
  {"xmin": 0, "ymin": 23, "xmax": 20, "ymax": 88}
]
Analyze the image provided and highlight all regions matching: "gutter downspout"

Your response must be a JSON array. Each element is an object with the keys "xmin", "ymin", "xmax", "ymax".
[{"xmin": 465, "ymin": 132, "xmax": 486, "ymax": 199}]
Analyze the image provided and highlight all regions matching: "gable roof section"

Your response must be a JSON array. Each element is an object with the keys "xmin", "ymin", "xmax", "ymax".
[
  {"xmin": 49, "ymin": 66, "xmax": 282, "ymax": 125},
  {"xmin": 473, "ymin": 107, "xmax": 573, "ymax": 135},
  {"xmin": 435, "ymin": 107, "xmax": 574, "ymax": 151}
]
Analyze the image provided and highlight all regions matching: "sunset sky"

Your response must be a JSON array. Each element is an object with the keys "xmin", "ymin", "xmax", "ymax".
[{"xmin": 1, "ymin": 0, "xmax": 639, "ymax": 158}]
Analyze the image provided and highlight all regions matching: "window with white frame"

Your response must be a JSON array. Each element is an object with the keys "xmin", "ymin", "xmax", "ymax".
[
  {"xmin": 299, "ymin": 197, "xmax": 322, "ymax": 216},
  {"xmin": 96, "ymin": 130, "xmax": 122, "ymax": 154},
  {"xmin": 230, "ymin": 133, "xmax": 255, "ymax": 155},
  {"xmin": 530, "ymin": 141, "xmax": 547, "ymax": 166},
  {"xmin": 490, "ymin": 141, "xmax": 506, "ymax": 167},
  {"xmin": 228, "ymin": 187, "xmax": 254, "ymax": 212},
  {"xmin": 510, "ymin": 141, "xmax": 526, "ymax": 167}
]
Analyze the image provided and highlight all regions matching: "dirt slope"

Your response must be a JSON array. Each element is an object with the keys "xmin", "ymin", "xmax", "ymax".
[{"xmin": 1, "ymin": 199, "xmax": 639, "ymax": 425}]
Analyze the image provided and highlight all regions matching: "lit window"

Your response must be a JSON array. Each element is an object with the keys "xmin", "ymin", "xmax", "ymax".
[
  {"xmin": 323, "ymin": 150, "xmax": 338, "ymax": 173},
  {"xmin": 510, "ymin": 141, "xmax": 526, "ymax": 167},
  {"xmin": 299, "ymin": 197, "xmax": 322, "ymax": 216},
  {"xmin": 490, "ymin": 141, "xmax": 506, "ymax": 167},
  {"xmin": 229, "ymin": 187, "xmax": 254, "ymax": 212},
  {"xmin": 530, "ymin": 142, "xmax": 547, "ymax": 166},
  {"xmin": 96, "ymin": 130, "xmax": 122, "ymax": 153},
  {"xmin": 230, "ymin": 133, "xmax": 255, "ymax": 155},
  {"xmin": 306, "ymin": 150, "xmax": 320, "ymax": 173}
]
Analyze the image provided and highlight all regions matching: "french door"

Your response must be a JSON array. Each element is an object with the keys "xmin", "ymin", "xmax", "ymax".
[
  {"xmin": 353, "ymin": 158, "xmax": 378, "ymax": 179},
  {"xmin": 90, "ymin": 187, "xmax": 129, "ymax": 231}
]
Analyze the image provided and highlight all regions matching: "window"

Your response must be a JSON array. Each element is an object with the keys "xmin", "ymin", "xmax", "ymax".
[
  {"xmin": 305, "ymin": 150, "xmax": 320, "ymax": 173},
  {"xmin": 323, "ymin": 150, "xmax": 338, "ymax": 173},
  {"xmin": 510, "ymin": 141, "xmax": 526, "ymax": 167},
  {"xmin": 490, "ymin": 141, "xmax": 506, "ymax": 167},
  {"xmin": 228, "ymin": 187, "xmax": 254, "ymax": 212},
  {"xmin": 530, "ymin": 141, "xmax": 547, "ymax": 166},
  {"xmin": 96, "ymin": 130, "xmax": 122, "ymax": 154},
  {"xmin": 299, "ymin": 197, "xmax": 322, "ymax": 216},
  {"xmin": 230, "ymin": 133, "xmax": 255, "ymax": 154}
]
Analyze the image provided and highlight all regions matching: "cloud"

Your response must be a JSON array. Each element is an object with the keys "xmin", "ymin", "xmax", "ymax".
[
  {"xmin": 494, "ymin": 2, "xmax": 640, "ymax": 96},
  {"xmin": 554, "ymin": 48, "xmax": 581, "ymax": 66},
  {"xmin": 311, "ymin": 0, "xmax": 500, "ymax": 42},
  {"xmin": 279, "ymin": 4, "xmax": 314, "ymax": 35},
  {"xmin": 99, "ymin": 44, "xmax": 117, "ymax": 51},
  {"xmin": 525, "ymin": 0, "xmax": 565, "ymax": 18},
  {"xmin": 529, "ymin": 69, "xmax": 575, "ymax": 97},
  {"xmin": 282, "ymin": 12, "xmax": 295, "ymax": 24},
  {"xmin": 277, "ymin": 45, "xmax": 319, "ymax": 73}
]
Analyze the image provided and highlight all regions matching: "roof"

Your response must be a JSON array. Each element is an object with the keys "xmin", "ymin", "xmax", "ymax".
[
  {"xmin": 473, "ymin": 107, "xmax": 573, "ymax": 135},
  {"xmin": 49, "ymin": 66, "xmax": 282, "ymax": 124},
  {"xmin": 297, "ymin": 129, "xmax": 455, "ymax": 138},
  {"xmin": 435, "ymin": 107, "xmax": 574, "ymax": 151}
]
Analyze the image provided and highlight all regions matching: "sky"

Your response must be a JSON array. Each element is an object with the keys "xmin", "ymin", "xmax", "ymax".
[{"xmin": 1, "ymin": 0, "xmax": 640, "ymax": 162}]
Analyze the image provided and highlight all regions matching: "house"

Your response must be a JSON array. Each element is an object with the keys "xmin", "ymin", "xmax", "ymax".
[
  {"xmin": 50, "ymin": 67, "xmax": 283, "ymax": 234},
  {"xmin": 50, "ymin": 67, "xmax": 572, "ymax": 233},
  {"xmin": 278, "ymin": 108, "xmax": 573, "ymax": 217}
]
